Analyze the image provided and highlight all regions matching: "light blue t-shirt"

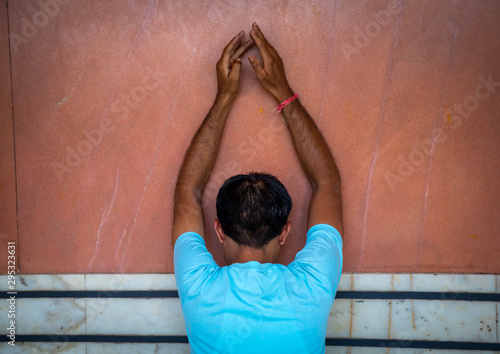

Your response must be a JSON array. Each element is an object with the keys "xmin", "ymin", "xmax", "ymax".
[{"xmin": 174, "ymin": 224, "xmax": 343, "ymax": 354}]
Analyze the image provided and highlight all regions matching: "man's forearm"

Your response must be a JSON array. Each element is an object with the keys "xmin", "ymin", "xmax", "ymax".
[
  {"xmin": 278, "ymin": 93, "xmax": 340, "ymax": 192},
  {"xmin": 176, "ymin": 95, "xmax": 233, "ymax": 199},
  {"xmin": 172, "ymin": 32, "xmax": 251, "ymax": 243}
]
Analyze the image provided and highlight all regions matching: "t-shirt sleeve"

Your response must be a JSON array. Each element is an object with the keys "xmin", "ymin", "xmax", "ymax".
[
  {"xmin": 173, "ymin": 232, "xmax": 218, "ymax": 297},
  {"xmin": 292, "ymin": 224, "xmax": 343, "ymax": 290}
]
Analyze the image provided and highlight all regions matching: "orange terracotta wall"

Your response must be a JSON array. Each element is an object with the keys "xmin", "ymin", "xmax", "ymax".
[{"xmin": 1, "ymin": 0, "xmax": 499, "ymax": 274}]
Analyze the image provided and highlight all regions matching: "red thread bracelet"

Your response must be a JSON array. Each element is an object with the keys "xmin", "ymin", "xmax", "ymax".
[{"xmin": 276, "ymin": 93, "xmax": 298, "ymax": 113}]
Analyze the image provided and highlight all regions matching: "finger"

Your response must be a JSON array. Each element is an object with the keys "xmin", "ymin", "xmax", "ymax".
[
  {"xmin": 224, "ymin": 31, "xmax": 245, "ymax": 56},
  {"xmin": 229, "ymin": 34, "xmax": 244, "ymax": 56},
  {"xmin": 251, "ymin": 22, "xmax": 268, "ymax": 43},
  {"xmin": 248, "ymin": 56, "xmax": 266, "ymax": 79},
  {"xmin": 223, "ymin": 31, "xmax": 244, "ymax": 62},
  {"xmin": 249, "ymin": 23, "xmax": 274, "ymax": 64},
  {"xmin": 228, "ymin": 58, "xmax": 242, "ymax": 81},
  {"xmin": 251, "ymin": 22, "xmax": 273, "ymax": 48},
  {"xmin": 230, "ymin": 39, "xmax": 254, "ymax": 60}
]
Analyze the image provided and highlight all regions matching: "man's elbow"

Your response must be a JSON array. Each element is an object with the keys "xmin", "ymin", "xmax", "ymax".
[
  {"xmin": 311, "ymin": 171, "xmax": 341, "ymax": 196},
  {"xmin": 174, "ymin": 181, "xmax": 203, "ymax": 204}
]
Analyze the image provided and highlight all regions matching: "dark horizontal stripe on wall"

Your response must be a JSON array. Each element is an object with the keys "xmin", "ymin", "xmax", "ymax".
[
  {"xmin": 327, "ymin": 338, "xmax": 500, "ymax": 351},
  {"xmin": 335, "ymin": 291, "xmax": 500, "ymax": 302},
  {"xmin": 0, "ymin": 290, "xmax": 179, "ymax": 298},
  {"xmin": 1, "ymin": 335, "xmax": 498, "ymax": 350},
  {"xmin": 1, "ymin": 290, "xmax": 499, "ymax": 301},
  {"xmin": 0, "ymin": 335, "xmax": 188, "ymax": 344}
]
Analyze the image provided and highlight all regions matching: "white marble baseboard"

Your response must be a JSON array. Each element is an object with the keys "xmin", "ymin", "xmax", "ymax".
[
  {"xmin": 1, "ymin": 343, "xmax": 497, "ymax": 354},
  {"xmin": 0, "ymin": 297, "xmax": 496, "ymax": 341},
  {"xmin": 0, "ymin": 273, "xmax": 498, "ymax": 353},
  {"xmin": 0, "ymin": 273, "xmax": 497, "ymax": 292}
]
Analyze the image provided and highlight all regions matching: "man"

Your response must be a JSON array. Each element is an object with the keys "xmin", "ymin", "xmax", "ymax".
[{"xmin": 172, "ymin": 22, "xmax": 343, "ymax": 353}]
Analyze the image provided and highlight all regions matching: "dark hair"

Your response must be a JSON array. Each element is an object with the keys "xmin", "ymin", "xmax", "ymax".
[{"xmin": 216, "ymin": 172, "xmax": 293, "ymax": 249}]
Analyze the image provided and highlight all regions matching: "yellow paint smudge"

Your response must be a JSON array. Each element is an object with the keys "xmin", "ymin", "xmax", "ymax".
[
  {"xmin": 259, "ymin": 108, "xmax": 263, "ymax": 113},
  {"xmin": 447, "ymin": 114, "xmax": 451, "ymax": 122},
  {"xmin": 467, "ymin": 234, "xmax": 478, "ymax": 239}
]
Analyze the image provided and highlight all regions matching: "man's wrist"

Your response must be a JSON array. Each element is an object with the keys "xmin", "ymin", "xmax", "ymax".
[
  {"xmin": 274, "ymin": 86, "xmax": 295, "ymax": 104},
  {"xmin": 215, "ymin": 92, "xmax": 236, "ymax": 107}
]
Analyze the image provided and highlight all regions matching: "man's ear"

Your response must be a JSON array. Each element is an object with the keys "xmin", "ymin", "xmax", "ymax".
[
  {"xmin": 214, "ymin": 219, "xmax": 226, "ymax": 244},
  {"xmin": 278, "ymin": 221, "xmax": 292, "ymax": 246}
]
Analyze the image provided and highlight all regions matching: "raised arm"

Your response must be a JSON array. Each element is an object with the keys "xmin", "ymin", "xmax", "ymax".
[
  {"xmin": 248, "ymin": 23, "xmax": 343, "ymax": 234},
  {"xmin": 172, "ymin": 31, "xmax": 254, "ymax": 246}
]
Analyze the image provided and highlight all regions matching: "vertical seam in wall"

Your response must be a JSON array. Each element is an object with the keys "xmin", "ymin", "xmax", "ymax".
[
  {"xmin": 5, "ymin": 0, "xmax": 21, "ymax": 274},
  {"xmin": 497, "ymin": 276, "xmax": 499, "ymax": 343},
  {"xmin": 410, "ymin": 273, "xmax": 416, "ymax": 330},
  {"xmin": 497, "ymin": 303, "xmax": 499, "ymax": 344},
  {"xmin": 84, "ymin": 274, "xmax": 88, "ymax": 354},
  {"xmin": 388, "ymin": 275, "xmax": 393, "ymax": 336},
  {"xmin": 387, "ymin": 275, "xmax": 393, "ymax": 354},
  {"xmin": 349, "ymin": 273, "xmax": 353, "ymax": 353}
]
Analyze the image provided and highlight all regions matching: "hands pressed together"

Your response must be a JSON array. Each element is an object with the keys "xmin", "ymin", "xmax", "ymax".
[{"xmin": 216, "ymin": 22, "xmax": 294, "ymax": 103}]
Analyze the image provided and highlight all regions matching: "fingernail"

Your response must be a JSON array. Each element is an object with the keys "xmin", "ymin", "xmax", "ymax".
[{"xmin": 248, "ymin": 56, "xmax": 254, "ymax": 62}]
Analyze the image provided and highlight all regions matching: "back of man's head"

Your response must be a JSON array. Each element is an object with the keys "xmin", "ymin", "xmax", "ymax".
[{"xmin": 216, "ymin": 172, "xmax": 293, "ymax": 249}]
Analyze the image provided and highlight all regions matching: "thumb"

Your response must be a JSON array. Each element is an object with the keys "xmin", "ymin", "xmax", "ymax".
[
  {"xmin": 248, "ymin": 56, "xmax": 265, "ymax": 78},
  {"xmin": 229, "ymin": 58, "xmax": 242, "ymax": 80}
]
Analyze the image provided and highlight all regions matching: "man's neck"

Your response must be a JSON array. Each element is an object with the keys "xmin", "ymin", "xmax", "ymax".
[
  {"xmin": 233, "ymin": 248, "xmax": 273, "ymax": 264},
  {"xmin": 226, "ymin": 240, "xmax": 279, "ymax": 265}
]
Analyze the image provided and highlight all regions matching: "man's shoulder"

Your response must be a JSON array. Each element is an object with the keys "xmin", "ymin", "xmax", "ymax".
[
  {"xmin": 290, "ymin": 224, "xmax": 343, "ymax": 288},
  {"xmin": 174, "ymin": 231, "xmax": 218, "ymax": 285},
  {"xmin": 306, "ymin": 224, "xmax": 343, "ymax": 247}
]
